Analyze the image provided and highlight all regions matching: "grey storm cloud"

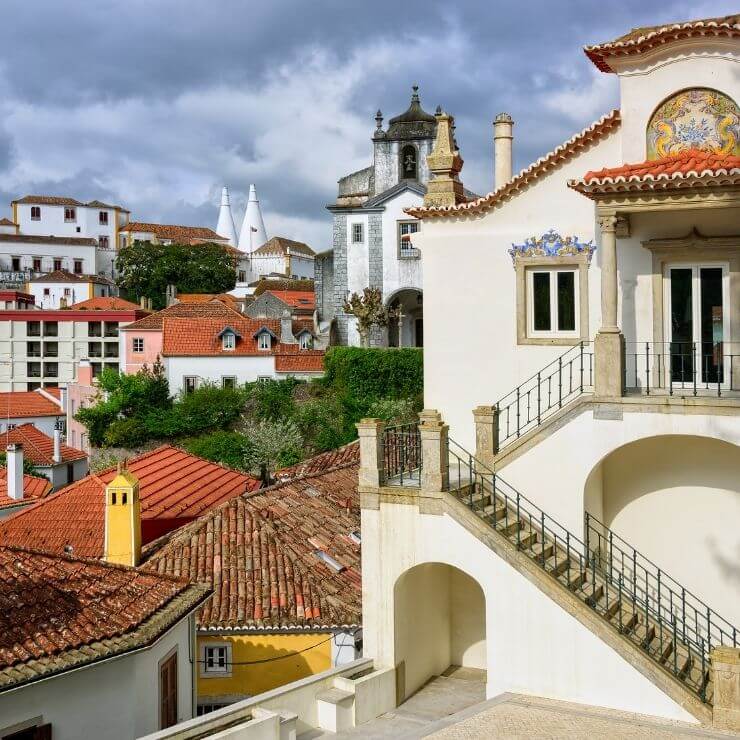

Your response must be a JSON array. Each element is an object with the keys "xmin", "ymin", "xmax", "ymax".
[{"xmin": 0, "ymin": 0, "xmax": 734, "ymax": 248}]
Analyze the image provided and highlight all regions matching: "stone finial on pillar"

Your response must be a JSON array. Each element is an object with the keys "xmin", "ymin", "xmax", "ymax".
[
  {"xmin": 473, "ymin": 405, "xmax": 498, "ymax": 468},
  {"xmin": 423, "ymin": 110, "xmax": 465, "ymax": 208},
  {"xmin": 418, "ymin": 409, "xmax": 449, "ymax": 494},
  {"xmin": 712, "ymin": 647, "xmax": 740, "ymax": 731},
  {"xmin": 356, "ymin": 418, "xmax": 385, "ymax": 491}
]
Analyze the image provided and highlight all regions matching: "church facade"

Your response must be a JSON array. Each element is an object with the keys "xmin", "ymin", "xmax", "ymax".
[{"xmin": 317, "ymin": 87, "xmax": 439, "ymax": 347}]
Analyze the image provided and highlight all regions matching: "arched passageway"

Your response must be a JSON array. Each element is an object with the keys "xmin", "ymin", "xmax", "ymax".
[
  {"xmin": 584, "ymin": 435, "xmax": 740, "ymax": 624},
  {"xmin": 387, "ymin": 288, "xmax": 423, "ymax": 347},
  {"xmin": 393, "ymin": 563, "xmax": 485, "ymax": 702}
]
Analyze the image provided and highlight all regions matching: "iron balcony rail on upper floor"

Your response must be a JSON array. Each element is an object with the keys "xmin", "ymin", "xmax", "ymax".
[
  {"xmin": 624, "ymin": 342, "xmax": 740, "ymax": 397},
  {"xmin": 495, "ymin": 342, "xmax": 593, "ymax": 451},
  {"xmin": 382, "ymin": 422, "xmax": 421, "ymax": 486},
  {"xmin": 445, "ymin": 437, "xmax": 738, "ymax": 704}
]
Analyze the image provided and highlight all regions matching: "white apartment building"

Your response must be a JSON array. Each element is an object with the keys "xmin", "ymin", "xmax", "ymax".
[{"xmin": 26, "ymin": 270, "xmax": 116, "ymax": 309}]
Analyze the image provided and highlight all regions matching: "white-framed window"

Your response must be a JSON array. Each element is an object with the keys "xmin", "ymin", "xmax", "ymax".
[
  {"xmin": 201, "ymin": 643, "xmax": 231, "ymax": 676},
  {"xmin": 99, "ymin": 235, "xmax": 109, "ymax": 249},
  {"xmin": 31, "ymin": 206, "xmax": 41, "ymax": 221},
  {"xmin": 298, "ymin": 332, "xmax": 312, "ymax": 350},
  {"xmin": 398, "ymin": 220, "xmax": 420, "ymax": 258},
  {"xmin": 99, "ymin": 210, "xmax": 109, "ymax": 225},
  {"xmin": 64, "ymin": 207, "xmax": 76, "ymax": 222},
  {"xmin": 351, "ymin": 222, "xmax": 364, "ymax": 244},
  {"xmin": 222, "ymin": 332, "xmax": 236, "ymax": 351},
  {"xmin": 184, "ymin": 376, "xmax": 198, "ymax": 394},
  {"xmin": 222, "ymin": 376, "xmax": 236, "ymax": 389},
  {"xmin": 257, "ymin": 376, "xmax": 272, "ymax": 383},
  {"xmin": 527, "ymin": 268, "xmax": 578, "ymax": 338},
  {"xmin": 132, "ymin": 337, "xmax": 144, "ymax": 353},
  {"xmin": 257, "ymin": 332, "xmax": 271, "ymax": 351}
]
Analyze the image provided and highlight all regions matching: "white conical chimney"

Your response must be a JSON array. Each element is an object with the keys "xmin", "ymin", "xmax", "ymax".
[
  {"xmin": 238, "ymin": 184, "xmax": 268, "ymax": 253},
  {"xmin": 7, "ymin": 443, "xmax": 23, "ymax": 501},
  {"xmin": 216, "ymin": 186, "xmax": 238, "ymax": 246}
]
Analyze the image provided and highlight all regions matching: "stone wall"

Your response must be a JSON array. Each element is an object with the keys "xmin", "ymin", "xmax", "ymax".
[{"xmin": 331, "ymin": 214, "xmax": 349, "ymax": 345}]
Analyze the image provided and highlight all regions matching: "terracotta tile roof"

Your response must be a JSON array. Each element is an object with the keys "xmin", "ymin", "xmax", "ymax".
[
  {"xmin": 143, "ymin": 460, "xmax": 361, "ymax": 630},
  {"xmin": 29, "ymin": 269, "xmax": 114, "ymax": 285},
  {"xmin": 67, "ymin": 296, "xmax": 142, "ymax": 311},
  {"xmin": 275, "ymin": 354, "xmax": 324, "ymax": 373},
  {"xmin": 0, "ymin": 218, "xmax": 16, "ymax": 227},
  {"xmin": 253, "ymin": 236, "xmax": 316, "ymax": 257},
  {"xmin": 568, "ymin": 149, "xmax": 740, "ymax": 198},
  {"xmin": 85, "ymin": 199, "xmax": 128, "ymax": 212},
  {"xmin": 0, "ymin": 234, "xmax": 97, "ymax": 246},
  {"xmin": 12, "ymin": 195, "xmax": 82, "ymax": 206},
  {"xmin": 253, "ymin": 278, "xmax": 314, "ymax": 295},
  {"xmin": 585, "ymin": 15, "xmax": 740, "ymax": 73},
  {"xmin": 120, "ymin": 222, "xmax": 227, "ymax": 242},
  {"xmin": 0, "ymin": 424, "xmax": 86, "ymax": 466},
  {"xmin": 0, "ymin": 546, "xmax": 209, "ymax": 691},
  {"xmin": 266, "ymin": 290, "xmax": 316, "ymax": 310},
  {"xmin": 177, "ymin": 293, "xmax": 240, "ymax": 308},
  {"xmin": 0, "ymin": 469, "xmax": 53, "ymax": 509},
  {"xmin": 408, "ymin": 110, "xmax": 621, "ymax": 219},
  {"xmin": 0, "ymin": 390, "xmax": 62, "ymax": 419},
  {"xmin": 0, "ymin": 445, "xmax": 260, "ymax": 558},
  {"xmin": 276, "ymin": 441, "xmax": 360, "ymax": 483},
  {"xmin": 121, "ymin": 300, "xmax": 242, "ymax": 331}
]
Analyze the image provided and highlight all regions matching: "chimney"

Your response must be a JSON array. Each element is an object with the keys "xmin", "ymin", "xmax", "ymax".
[
  {"xmin": 6, "ymin": 443, "xmax": 23, "ymax": 501},
  {"xmin": 59, "ymin": 385, "xmax": 68, "ymax": 415},
  {"xmin": 77, "ymin": 358, "xmax": 93, "ymax": 386},
  {"xmin": 104, "ymin": 460, "xmax": 142, "ymax": 567},
  {"xmin": 53, "ymin": 424, "xmax": 62, "ymax": 464},
  {"xmin": 493, "ymin": 112, "xmax": 514, "ymax": 190},
  {"xmin": 280, "ymin": 310, "xmax": 296, "ymax": 344},
  {"xmin": 147, "ymin": 297, "xmax": 153, "ymax": 311},
  {"xmin": 139, "ymin": 296, "xmax": 147, "ymax": 310},
  {"xmin": 59, "ymin": 296, "xmax": 68, "ymax": 309}
]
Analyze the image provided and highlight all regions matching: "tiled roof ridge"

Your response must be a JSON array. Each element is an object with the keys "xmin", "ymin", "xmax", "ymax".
[
  {"xmin": 584, "ymin": 15, "xmax": 740, "ymax": 72},
  {"xmin": 254, "ymin": 456, "xmax": 360, "ymax": 493},
  {"xmin": 408, "ymin": 109, "xmax": 621, "ymax": 219}
]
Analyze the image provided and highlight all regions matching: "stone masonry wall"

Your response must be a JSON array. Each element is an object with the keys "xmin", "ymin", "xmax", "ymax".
[{"xmin": 332, "ymin": 214, "xmax": 349, "ymax": 345}]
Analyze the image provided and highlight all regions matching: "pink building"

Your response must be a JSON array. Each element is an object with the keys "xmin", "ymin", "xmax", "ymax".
[{"xmin": 65, "ymin": 360, "xmax": 98, "ymax": 454}]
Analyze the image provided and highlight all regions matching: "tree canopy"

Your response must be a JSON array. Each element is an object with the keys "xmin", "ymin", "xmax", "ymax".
[{"xmin": 116, "ymin": 240, "xmax": 237, "ymax": 309}]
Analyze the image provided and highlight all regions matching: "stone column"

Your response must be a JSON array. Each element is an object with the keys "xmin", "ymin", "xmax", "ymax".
[
  {"xmin": 473, "ymin": 405, "xmax": 499, "ymax": 468},
  {"xmin": 712, "ymin": 646, "xmax": 740, "ymax": 731},
  {"xmin": 356, "ymin": 418, "xmax": 385, "ymax": 491},
  {"xmin": 419, "ymin": 409, "xmax": 449, "ymax": 494},
  {"xmin": 594, "ymin": 213, "xmax": 624, "ymax": 398}
]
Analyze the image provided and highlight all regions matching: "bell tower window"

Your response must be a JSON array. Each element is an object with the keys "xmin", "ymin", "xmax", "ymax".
[{"xmin": 400, "ymin": 145, "xmax": 418, "ymax": 181}]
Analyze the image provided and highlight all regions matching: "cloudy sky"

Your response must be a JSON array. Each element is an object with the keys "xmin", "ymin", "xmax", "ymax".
[{"xmin": 0, "ymin": 1, "xmax": 734, "ymax": 248}]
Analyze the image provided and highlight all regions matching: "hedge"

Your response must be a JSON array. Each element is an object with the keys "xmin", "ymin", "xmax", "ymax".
[{"xmin": 323, "ymin": 347, "xmax": 423, "ymax": 400}]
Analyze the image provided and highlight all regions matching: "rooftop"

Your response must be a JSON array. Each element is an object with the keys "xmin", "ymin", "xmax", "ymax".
[
  {"xmin": 252, "ymin": 236, "xmax": 316, "ymax": 257},
  {"xmin": 0, "ymin": 233, "xmax": 98, "ymax": 247},
  {"xmin": 30, "ymin": 269, "xmax": 114, "ymax": 285},
  {"xmin": 0, "ymin": 546, "xmax": 208, "ymax": 692},
  {"xmin": 121, "ymin": 300, "xmax": 242, "ymax": 331},
  {"xmin": 265, "ymin": 290, "xmax": 316, "ymax": 311},
  {"xmin": 0, "ymin": 390, "xmax": 62, "ymax": 419},
  {"xmin": 143, "ymin": 458, "xmax": 361, "ymax": 630},
  {"xmin": 275, "ymin": 440, "xmax": 359, "ymax": 483},
  {"xmin": 0, "ymin": 424, "xmax": 86, "ymax": 467},
  {"xmin": 12, "ymin": 195, "xmax": 128, "ymax": 211},
  {"xmin": 0, "ymin": 468, "xmax": 53, "ymax": 510},
  {"xmin": 121, "ymin": 222, "xmax": 227, "ymax": 243},
  {"xmin": 0, "ymin": 445, "xmax": 260, "ymax": 558},
  {"xmin": 67, "ymin": 296, "xmax": 142, "ymax": 311}
]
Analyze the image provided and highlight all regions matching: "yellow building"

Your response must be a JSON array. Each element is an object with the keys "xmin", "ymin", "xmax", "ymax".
[{"xmin": 142, "ymin": 450, "xmax": 362, "ymax": 713}]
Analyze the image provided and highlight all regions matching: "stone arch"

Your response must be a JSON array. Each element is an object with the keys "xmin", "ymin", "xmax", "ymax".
[
  {"xmin": 393, "ymin": 562, "xmax": 486, "ymax": 702},
  {"xmin": 386, "ymin": 287, "xmax": 423, "ymax": 348},
  {"xmin": 583, "ymin": 434, "xmax": 740, "ymax": 624},
  {"xmin": 400, "ymin": 143, "xmax": 418, "ymax": 180},
  {"xmin": 646, "ymin": 87, "xmax": 740, "ymax": 159}
]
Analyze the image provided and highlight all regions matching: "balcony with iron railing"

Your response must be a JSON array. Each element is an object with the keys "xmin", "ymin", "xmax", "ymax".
[{"xmin": 382, "ymin": 422, "xmax": 421, "ymax": 487}]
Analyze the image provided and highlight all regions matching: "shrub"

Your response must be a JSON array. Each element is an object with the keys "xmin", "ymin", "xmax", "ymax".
[
  {"xmin": 241, "ymin": 418, "xmax": 304, "ymax": 475},
  {"xmin": 323, "ymin": 347, "xmax": 423, "ymax": 400},
  {"xmin": 366, "ymin": 396, "xmax": 419, "ymax": 425},
  {"xmin": 182, "ymin": 431, "xmax": 251, "ymax": 471},
  {"xmin": 295, "ymin": 395, "xmax": 354, "ymax": 453},
  {"xmin": 244, "ymin": 378, "xmax": 299, "ymax": 421}
]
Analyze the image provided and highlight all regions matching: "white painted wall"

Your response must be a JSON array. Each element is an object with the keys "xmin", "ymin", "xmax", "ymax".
[
  {"xmin": 0, "ymin": 241, "xmax": 98, "ymax": 276},
  {"xmin": 0, "ymin": 615, "xmax": 195, "ymax": 740},
  {"xmin": 166, "ymin": 355, "xmax": 277, "ymax": 394},
  {"xmin": 381, "ymin": 190, "xmax": 423, "ymax": 300},
  {"xmin": 0, "ymin": 415, "xmax": 60, "ymax": 436}
]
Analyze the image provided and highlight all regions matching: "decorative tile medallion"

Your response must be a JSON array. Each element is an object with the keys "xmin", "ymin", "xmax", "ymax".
[
  {"xmin": 647, "ymin": 88, "xmax": 740, "ymax": 160},
  {"xmin": 509, "ymin": 229, "xmax": 595, "ymax": 263}
]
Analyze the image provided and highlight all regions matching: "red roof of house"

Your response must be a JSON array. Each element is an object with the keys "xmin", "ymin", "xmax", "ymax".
[
  {"xmin": 275, "ymin": 354, "xmax": 324, "ymax": 373},
  {"xmin": 120, "ymin": 222, "xmax": 227, "ymax": 242},
  {"xmin": 584, "ymin": 15, "xmax": 740, "ymax": 73},
  {"xmin": 265, "ymin": 290, "xmax": 316, "ymax": 310},
  {"xmin": 0, "ymin": 445, "xmax": 260, "ymax": 558},
  {"xmin": 143, "ymin": 460, "xmax": 361, "ymax": 630},
  {"xmin": 569, "ymin": 149, "xmax": 740, "ymax": 198},
  {"xmin": 122, "ymin": 300, "xmax": 242, "ymax": 331},
  {"xmin": 0, "ymin": 469, "xmax": 53, "ymax": 509},
  {"xmin": 68, "ymin": 296, "xmax": 142, "ymax": 311},
  {"xmin": 0, "ymin": 390, "xmax": 62, "ymax": 419},
  {"xmin": 177, "ymin": 293, "xmax": 240, "ymax": 308},
  {"xmin": 0, "ymin": 546, "xmax": 208, "ymax": 690},
  {"xmin": 275, "ymin": 441, "xmax": 360, "ymax": 483},
  {"xmin": 0, "ymin": 425, "xmax": 86, "ymax": 466}
]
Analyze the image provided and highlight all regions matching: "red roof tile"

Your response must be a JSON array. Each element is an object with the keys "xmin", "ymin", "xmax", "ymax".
[
  {"xmin": 253, "ymin": 236, "xmax": 315, "ymax": 257},
  {"xmin": 122, "ymin": 301, "xmax": 242, "ymax": 331},
  {"xmin": 177, "ymin": 293, "xmax": 241, "ymax": 308},
  {"xmin": 0, "ymin": 468, "xmax": 52, "ymax": 509},
  {"xmin": 120, "ymin": 222, "xmax": 227, "ymax": 242},
  {"xmin": 0, "ymin": 218, "xmax": 16, "ymax": 227},
  {"xmin": 12, "ymin": 195, "xmax": 82, "ymax": 206},
  {"xmin": 585, "ymin": 15, "xmax": 740, "ymax": 73},
  {"xmin": 68, "ymin": 296, "xmax": 142, "ymax": 311},
  {"xmin": 0, "ymin": 424, "xmax": 86, "ymax": 466},
  {"xmin": 266, "ymin": 290, "xmax": 316, "ymax": 310},
  {"xmin": 409, "ymin": 110, "xmax": 621, "ymax": 219},
  {"xmin": 569, "ymin": 149, "xmax": 740, "ymax": 198},
  {"xmin": 276, "ymin": 441, "xmax": 359, "ymax": 482},
  {"xmin": 0, "ymin": 546, "xmax": 208, "ymax": 689},
  {"xmin": 143, "ymin": 460, "xmax": 361, "ymax": 630},
  {"xmin": 275, "ymin": 354, "xmax": 324, "ymax": 373},
  {"xmin": 0, "ymin": 445, "xmax": 259, "ymax": 558},
  {"xmin": 0, "ymin": 391, "xmax": 62, "ymax": 419}
]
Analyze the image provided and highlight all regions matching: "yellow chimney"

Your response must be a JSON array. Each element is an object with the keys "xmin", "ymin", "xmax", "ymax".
[{"xmin": 104, "ymin": 462, "xmax": 142, "ymax": 566}]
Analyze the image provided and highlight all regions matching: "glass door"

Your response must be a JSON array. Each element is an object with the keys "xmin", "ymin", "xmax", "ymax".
[{"xmin": 666, "ymin": 264, "xmax": 728, "ymax": 387}]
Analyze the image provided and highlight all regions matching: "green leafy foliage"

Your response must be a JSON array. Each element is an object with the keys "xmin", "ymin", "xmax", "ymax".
[
  {"xmin": 241, "ymin": 418, "xmax": 304, "ymax": 475},
  {"xmin": 181, "ymin": 431, "xmax": 251, "ymax": 472},
  {"xmin": 116, "ymin": 240, "xmax": 237, "ymax": 309},
  {"xmin": 0, "ymin": 453, "xmax": 40, "ymax": 476}
]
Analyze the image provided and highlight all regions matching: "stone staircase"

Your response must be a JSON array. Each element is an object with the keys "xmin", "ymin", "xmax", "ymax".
[{"xmin": 445, "ymin": 440, "xmax": 738, "ymax": 721}]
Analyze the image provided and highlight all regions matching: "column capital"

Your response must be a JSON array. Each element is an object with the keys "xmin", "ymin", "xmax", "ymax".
[{"xmin": 597, "ymin": 214, "xmax": 618, "ymax": 233}]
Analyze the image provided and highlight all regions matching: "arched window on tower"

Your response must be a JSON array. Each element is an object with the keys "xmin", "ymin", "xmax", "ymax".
[{"xmin": 400, "ymin": 145, "xmax": 418, "ymax": 180}]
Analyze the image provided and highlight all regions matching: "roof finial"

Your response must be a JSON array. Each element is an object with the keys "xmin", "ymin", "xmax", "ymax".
[
  {"xmin": 412, "ymin": 85, "xmax": 420, "ymax": 103},
  {"xmin": 375, "ymin": 109, "xmax": 383, "ymax": 130}
]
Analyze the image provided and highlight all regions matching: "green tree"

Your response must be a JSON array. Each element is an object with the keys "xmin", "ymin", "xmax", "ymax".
[
  {"xmin": 241, "ymin": 418, "xmax": 303, "ymax": 475},
  {"xmin": 343, "ymin": 287, "xmax": 395, "ymax": 348},
  {"xmin": 116, "ymin": 240, "xmax": 237, "ymax": 309},
  {"xmin": 181, "ymin": 431, "xmax": 251, "ymax": 471}
]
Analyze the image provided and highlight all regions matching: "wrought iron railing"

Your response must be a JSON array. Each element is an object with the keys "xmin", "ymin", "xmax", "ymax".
[
  {"xmin": 446, "ymin": 437, "xmax": 737, "ymax": 703},
  {"xmin": 495, "ymin": 342, "xmax": 593, "ymax": 450},
  {"xmin": 624, "ymin": 342, "xmax": 740, "ymax": 396},
  {"xmin": 382, "ymin": 422, "xmax": 421, "ymax": 486},
  {"xmin": 585, "ymin": 513, "xmax": 737, "ymax": 656}
]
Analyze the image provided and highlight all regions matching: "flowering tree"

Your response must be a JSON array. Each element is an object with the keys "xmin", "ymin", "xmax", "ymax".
[{"xmin": 343, "ymin": 287, "xmax": 396, "ymax": 347}]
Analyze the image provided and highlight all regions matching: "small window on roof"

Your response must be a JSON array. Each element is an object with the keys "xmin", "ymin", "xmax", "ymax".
[
  {"xmin": 222, "ymin": 331, "xmax": 236, "ymax": 350},
  {"xmin": 298, "ymin": 332, "xmax": 312, "ymax": 350},
  {"xmin": 257, "ymin": 332, "xmax": 270, "ymax": 351},
  {"xmin": 314, "ymin": 550, "xmax": 345, "ymax": 572},
  {"xmin": 349, "ymin": 530, "xmax": 361, "ymax": 545}
]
